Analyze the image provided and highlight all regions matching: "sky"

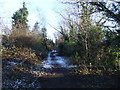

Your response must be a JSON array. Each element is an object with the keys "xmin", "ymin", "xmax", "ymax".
[
  {"xmin": 0, "ymin": 0, "xmax": 119, "ymax": 41},
  {"xmin": 0, "ymin": 0, "xmax": 67, "ymax": 41}
]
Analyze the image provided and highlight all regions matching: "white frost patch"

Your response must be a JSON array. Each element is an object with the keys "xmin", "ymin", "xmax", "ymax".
[
  {"xmin": 7, "ymin": 61, "xmax": 18, "ymax": 66},
  {"xmin": 67, "ymin": 65, "xmax": 77, "ymax": 68},
  {"xmin": 43, "ymin": 65, "xmax": 52, "ymax": 68},
  {"xmin": 67, "ymin": 65, "xmax": 77, "ymax": 69},
  {"xmin": 15, "ymin": 79, "xmax": 22, "ymax": 85},
  {"xmin": 41, "ymin": 55, "xmax": 68, "ymax": 68},
  {"xmin": 55, "ymin": 56, "xmax": 68, "ymax": 67}
]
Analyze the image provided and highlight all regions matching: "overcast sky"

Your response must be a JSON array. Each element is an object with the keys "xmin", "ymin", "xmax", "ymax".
[{"xmin": 0, "ymin": 0, "xmax": 67, "ymax": 41}]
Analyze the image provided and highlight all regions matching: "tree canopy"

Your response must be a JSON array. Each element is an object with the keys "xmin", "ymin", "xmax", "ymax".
[
  {"xmin": 90, "ymin": 2, "xmax": 120, "ymax": 25},
  {"xmin": 12, "ymin": 2, "xmax": 29, "ymax": 28}
]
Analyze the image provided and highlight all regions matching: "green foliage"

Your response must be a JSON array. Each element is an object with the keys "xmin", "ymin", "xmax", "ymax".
[
  {"xmin": 57, "ymin": 2, "xmax": 119, "ymax": 71},
  {"xmin": 58, "ymin": 40, "xmax": 76, "ymax": 56},
  {"xmin": 46, "ymin": 39, "xmax": 55, "ymax": 51},
  {"xmin": 12, "ymin": 2, "xmax": 28, "ymax": 28},
  {"xmin": 58, "ymin": 25, "xmax": 105, "ymax": 65},
  {"xmin": 105, "ymin": 30, "xmax": 120, "ymax": 70}
]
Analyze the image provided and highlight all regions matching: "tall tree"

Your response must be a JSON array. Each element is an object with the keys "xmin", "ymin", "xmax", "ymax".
[
  {"xmin": 12, "ymin": 2, "xmax": 29, "ymax": 29},
  {"xmin": 75, "ymin": 2, "xmax": 92, "ymax": 64},
  {"xmin": 32, "ymin": 22, "xmax": 40, "ymax": 35},
  {"xmin": 41, "ymin": 27, "xmax": 48, "ymax": 50}
]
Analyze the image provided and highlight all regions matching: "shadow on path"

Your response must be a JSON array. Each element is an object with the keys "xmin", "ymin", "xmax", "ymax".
[{"xmin": 38, "ymin": 52, "xmax": 118, "ymax": 88}]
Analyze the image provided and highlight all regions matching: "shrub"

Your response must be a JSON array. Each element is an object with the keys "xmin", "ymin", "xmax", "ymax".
[{"xmin": 8, "ymin": 28, "xmax": 48, "ymax": 59}]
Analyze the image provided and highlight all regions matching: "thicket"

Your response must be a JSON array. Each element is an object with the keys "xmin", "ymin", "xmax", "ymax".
[{"xmin": 57, "ymin": 2, "xmax": 120, "ymax": 71}]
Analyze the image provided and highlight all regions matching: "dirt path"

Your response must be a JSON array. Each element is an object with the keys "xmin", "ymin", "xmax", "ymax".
[
  {"xmin": 38, "ymin": 59, "xmax": 118, "ymax": 88},
  {"xmin": 2, "ymin": 51, "xmax": 119, "ymax": 88}
]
